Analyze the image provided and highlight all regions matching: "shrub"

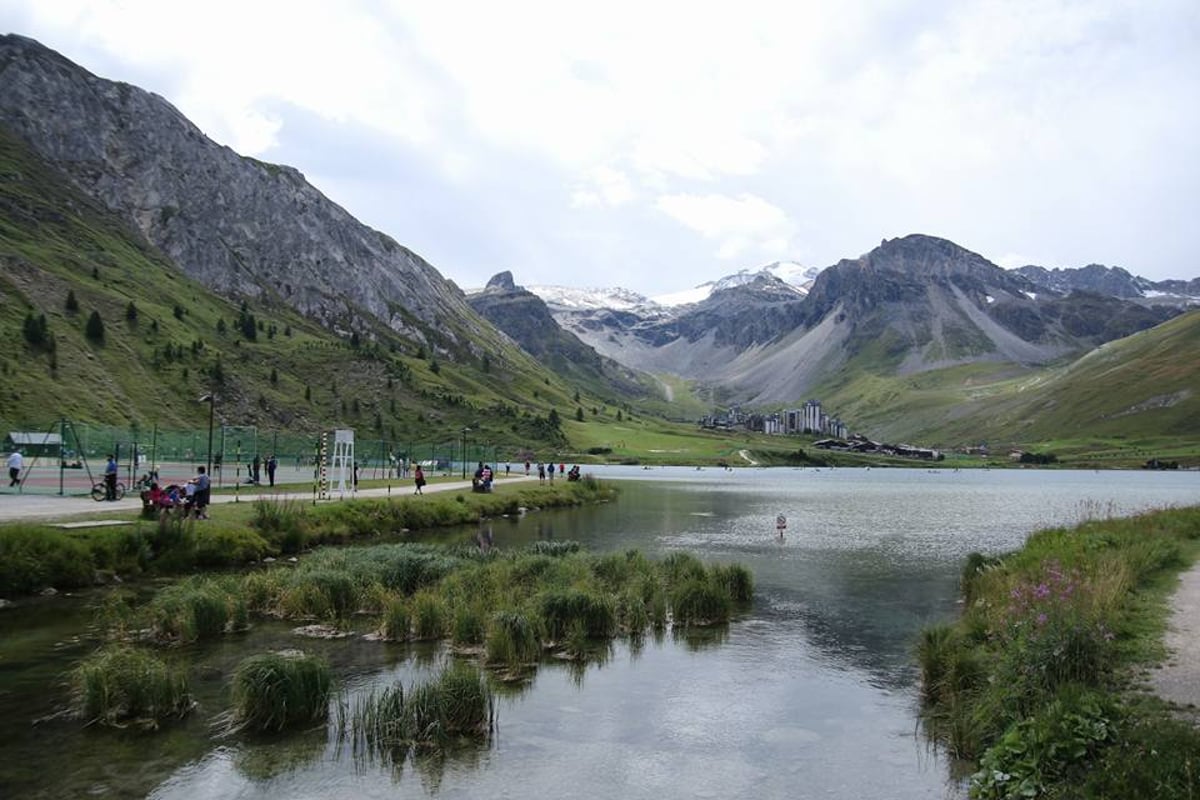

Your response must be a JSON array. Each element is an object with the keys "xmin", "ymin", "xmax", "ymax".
[
  {"xmin": 970, "ymin": 687, "xmax": 1115, "ymax": 799},
  {"xmin": 992, "ymin": 561, "xmax": 1116, "ymax": 707},
  {"xmin": 194, "ymin": 525, "xmax": 272, "ymax": 566},
  {"xmin": 0, "ymin": 525, "xmax": 93, "ymax": 595},
  {"xmin": 73, "ymin": 646, "xmax": 192, "ymax": 726},
  {"xmin": 230, "ymin": 652, "xmax": 332, "ymax": 733}
]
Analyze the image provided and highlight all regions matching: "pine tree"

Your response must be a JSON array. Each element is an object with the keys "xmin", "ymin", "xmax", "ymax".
[
  {"xmin": 575, "ymin": 407, "xmax": 584, "ymax": 422},
  {"xmin": 85, "ymin": 310, "xmax": 105, "ymax": 343},
  {"xmin": 65, "ymin": 290, "xmax": 79, "ymax": 313},
  {"xmin": 270, "ymin": 367, "xmax": 278, "ymax": 384},
  {"xmin": 125, "ymin": 301, "xmax": 138, "ymax": 323}
]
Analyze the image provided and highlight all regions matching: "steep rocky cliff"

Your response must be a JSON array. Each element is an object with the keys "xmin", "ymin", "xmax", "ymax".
[
  {"xmin": 0, "ymin": 34, "xmax": 485, "ymax": 351},
  {"xmin": 467, "ymin": 271, "xmax": 651, "ymax": 398}
]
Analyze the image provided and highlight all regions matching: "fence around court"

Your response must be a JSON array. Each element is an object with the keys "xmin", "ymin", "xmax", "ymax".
[{"xmin": 1, "ymin": 418, "xmax": 530, "ymax": 496}]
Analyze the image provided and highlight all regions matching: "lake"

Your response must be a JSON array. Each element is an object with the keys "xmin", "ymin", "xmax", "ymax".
[{"xmin": 1, "ymin": 467, "xmax": 1196, "ymax": 799}]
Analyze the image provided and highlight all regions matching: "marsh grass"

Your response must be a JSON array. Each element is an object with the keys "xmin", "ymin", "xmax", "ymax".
[
  {"xmin": 485, "ymin": 611, "xmax": 542, "ymax": 671},
  {"xmin": 229, "ymin": 652, "xmax": 332, "ymax": 733},
  {"xmin": 919, "ymin": 506, "xmax": 1200, "ymax": 797},
  {"xmin": 670, "ymin": 578, "xmax": 731, "ymax": 627},
  {"xmin": 338, "ymin": 663, "xmax": 494, "ymax": 762},
  {"xmin": 73, "ymin": 645, "xmax": 192, "ymax": 727},
  {"xmin": 149, "ymin": 578, "xmax": 233, "ymax": 643},
  {"xmin": 380, "ymin": 598, "xmax": 411, "ymax": 641}
]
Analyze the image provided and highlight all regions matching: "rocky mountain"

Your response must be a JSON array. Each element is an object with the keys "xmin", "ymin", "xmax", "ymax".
[
  {"xmin": 1014, "ymin": 264, "xmax": 1200, "ymax": 306},
  {"xmin": 466, "ymin": 271, "xmax": 650, "ymax": 398},
  {"xmin": 0, "ymin": 34, "xmax": 488, "ymax": 356},
  {"xmin": 539, "ymin": 235, "xmax": 1183, "ymax": 406}
]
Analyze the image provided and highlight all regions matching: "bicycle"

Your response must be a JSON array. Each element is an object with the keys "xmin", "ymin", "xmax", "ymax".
[{"xmin": 91, "ymin": 480, "xmax": 126, "ymax": 502}]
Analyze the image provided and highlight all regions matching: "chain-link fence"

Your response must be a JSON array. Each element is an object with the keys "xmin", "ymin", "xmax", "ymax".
[{"xmin": 2, "ymin": 417, "xmax": 527, "ymax": 496}]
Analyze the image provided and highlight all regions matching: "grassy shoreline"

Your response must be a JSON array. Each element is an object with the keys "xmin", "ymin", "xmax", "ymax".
[
  {"xmin": 0, "ymin": 478, "xmax": 616, "ymax": 597},
  {"xmin": 918, "ymin": 506, "xmax": 1200, "ymax": 798}
]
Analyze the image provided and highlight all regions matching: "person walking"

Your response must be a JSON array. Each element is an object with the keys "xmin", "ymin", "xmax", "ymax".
[
  {"xmin": 7, "ymin": 449, "xmax": 23, "ymax": 487},
  {"xmin": 414, "ymin": 464, "xmax": 426, "ymax": 495},
  {"xmin": 104, "ymin": 453, "xmax": 119, "ymax": 501},
  {"xmin": 266, "ymin": 454, "xmax": 277, "ymax": 487}
]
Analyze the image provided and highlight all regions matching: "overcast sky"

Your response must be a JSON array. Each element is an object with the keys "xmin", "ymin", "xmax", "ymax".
[{"xmin": 4, "ymin": 0, "xmax": 1198, "ymax": 294}]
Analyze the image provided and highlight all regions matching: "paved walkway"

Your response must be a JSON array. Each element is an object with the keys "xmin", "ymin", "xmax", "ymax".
[
  {"xmin": 0, "ymin": 475, "xmax": 540, "ymax": 523},
  {"xmin": 1150, "ymin": 560, "xmax": 1200, "ymax": 717}
]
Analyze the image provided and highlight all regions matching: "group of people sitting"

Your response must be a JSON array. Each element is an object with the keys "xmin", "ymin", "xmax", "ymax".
[
  {"xmin": 139, "ymin": 466, "xmax": 211, "ymax": 519},
  {"xmin": 471, "ymin": 462, "xmax": 495, "ymax": 493}
]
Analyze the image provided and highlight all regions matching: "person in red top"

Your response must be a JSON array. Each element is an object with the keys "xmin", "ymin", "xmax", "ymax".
[{"xmin": 413, "ymin": 464, "xmax": 426, "ymax": 495}]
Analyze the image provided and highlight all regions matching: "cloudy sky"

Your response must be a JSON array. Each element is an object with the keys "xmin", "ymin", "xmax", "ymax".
[{"xmin": 4, "ymin": 0, "xmax": 1198, "ymax": 294}]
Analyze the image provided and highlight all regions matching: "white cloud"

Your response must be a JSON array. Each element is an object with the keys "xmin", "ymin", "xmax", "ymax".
[
  {"xmin": 6, "ymin": 0, "xmax": 1199, "ymax": 291},
  {"xmin": 656, "ymin": 193, "xmax": 794, "ymax": 261}
]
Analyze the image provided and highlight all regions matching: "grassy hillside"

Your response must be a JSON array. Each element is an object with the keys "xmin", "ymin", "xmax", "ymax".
[
  {"xmin": 812, "ymin": 310, "xmax": 1200, "ymax": 461},
  {"xmin": 0, "ymin": 126, "xmax": 635, "ymax": 453}
]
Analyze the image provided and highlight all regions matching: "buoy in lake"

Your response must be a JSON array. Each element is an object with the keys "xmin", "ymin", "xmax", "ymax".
[{"xmin": 776, "ymin": 514, "xmax": 787, "ymax": 536}]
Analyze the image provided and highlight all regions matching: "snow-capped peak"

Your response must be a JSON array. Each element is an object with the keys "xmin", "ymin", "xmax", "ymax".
[
  {"xmin": 527, "ymin": 285, "xmax": 663, "ymax": 314},
  {"xmin": 653, "ymin": 260, "xmax": 820, "ymax": 307}
]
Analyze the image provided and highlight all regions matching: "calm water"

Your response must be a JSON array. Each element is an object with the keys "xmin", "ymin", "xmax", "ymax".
[{"xmin": 1, "ymin": 467, "xmax": 1196, "ymax": 799}]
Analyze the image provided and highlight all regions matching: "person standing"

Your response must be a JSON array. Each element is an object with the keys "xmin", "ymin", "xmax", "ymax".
[
  {"xmin": 547, "ymin": 462, "xmax": 555, "ymax": 481},
  {"xmin": 7, "ymin": 449, "xmax": 23, "ymax": 487},
  {"xmin": 192, "ymin": 465, "xmax": 211, "ymax": 519},
  {"xmin": 252, "ymin": 454, "xmax": 262, "ymax": 485},
  {"xmin": 104, "ymin": 453, "xmax": 118, "ymax": 501},
  {"xmin": 413, "ymin": 464, "xmax": 426, "ymax": 494},
  {"xmin": 266, "ymin": 454, "xmax": 277, "ymax": 487}
]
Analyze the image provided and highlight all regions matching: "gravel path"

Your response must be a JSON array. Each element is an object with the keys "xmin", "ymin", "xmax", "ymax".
[{"xmin": 1149, "ymin": 559, "xmax": 1200, "ymax": 717}]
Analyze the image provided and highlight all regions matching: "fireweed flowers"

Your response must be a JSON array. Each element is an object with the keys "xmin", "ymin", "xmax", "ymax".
[{"xmin": 995, "ymin": 561, "xmax": 1115, "ymax": 700}]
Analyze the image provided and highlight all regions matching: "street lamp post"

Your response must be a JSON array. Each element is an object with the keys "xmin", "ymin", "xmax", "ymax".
[
  {"xmin": 461, "ymin": 427, "xmax": 470, "ymax": 479},
  {"xmin": 200, "ymin": 393, "xmax": 215, "ymax": 475}
]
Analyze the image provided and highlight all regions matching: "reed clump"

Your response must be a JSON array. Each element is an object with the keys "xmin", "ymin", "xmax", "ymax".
[
  {"xmin": 229, "ymin": 651, "xmax": 332, "ymax": 733},
  {"xmin": 73, "ymin": 645, "xmax": 192, "ymax": 727},
  {"xmin": 340, "ymin": 662, "xmax": 494, "ymax": 761}
]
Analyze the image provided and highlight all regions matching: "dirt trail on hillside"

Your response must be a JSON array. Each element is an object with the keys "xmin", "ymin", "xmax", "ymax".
[{"xmin": 1149, "ymin": 560, "xmax": 1200, "ymax": 720}]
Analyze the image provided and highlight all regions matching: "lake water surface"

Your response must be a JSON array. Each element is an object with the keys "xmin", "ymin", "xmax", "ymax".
[{"xmin": 1, "ymin": 467, "xmax": 1196, "ymax": 799}]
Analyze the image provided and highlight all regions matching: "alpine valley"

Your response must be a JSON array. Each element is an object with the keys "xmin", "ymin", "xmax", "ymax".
[{"xmin": 2, "ymin": 33, "xmax": 1198, "ymax": 461}]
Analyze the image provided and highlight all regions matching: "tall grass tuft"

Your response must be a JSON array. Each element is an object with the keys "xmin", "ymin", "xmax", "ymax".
[
  {"xmin": 252, "ymin": 498, "xmax": 308, "ymax": 554},
  {"xmin": 340, "ymin": 663, "xmax": 494, "ymax": 761},
  {"xmin": 73, "ymin": 645, "xmax": 192, "ymax": 726},
  {"xmin": 539, "ymin": 588, "xmax": 616, "ymax": 641},
  {"xmin": 712, "ymin": 563, "xmax": 754, "ymax": 602},
  {"xmin": 380, "ymin": 598, "xmax": 411, "ymax": 641},
  {"xmin": 150, "ymin": 578, "xmax": 231, "ymax": 643},
  {"xmin": 485, "ymin": 610, "xmax": 542, "ymax": 670},
  {"xmin": 411, "ymin": 591, "xmax": 447, "ymax": 640},
  {"xmin": 670, "ymin": 578, "xmax": 731, "ymax": 627},
  {"xmin": 229, "ymin": 651, "xmax": 332, "ymax": 733}
]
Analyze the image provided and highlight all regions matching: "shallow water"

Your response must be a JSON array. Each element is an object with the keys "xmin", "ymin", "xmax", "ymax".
[{"xmin": 1, "ymin": 467, "xmax": 1196, "ymax": 799}]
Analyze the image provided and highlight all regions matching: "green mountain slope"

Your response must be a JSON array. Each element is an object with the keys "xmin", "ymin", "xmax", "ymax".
[
  {"xmin": 816, "ymin": 310, "xmax": 1200, "ymax": 450},
  {"xmin": 0, "ymin": 126, "xmax": 603, "ymax": 451}
]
